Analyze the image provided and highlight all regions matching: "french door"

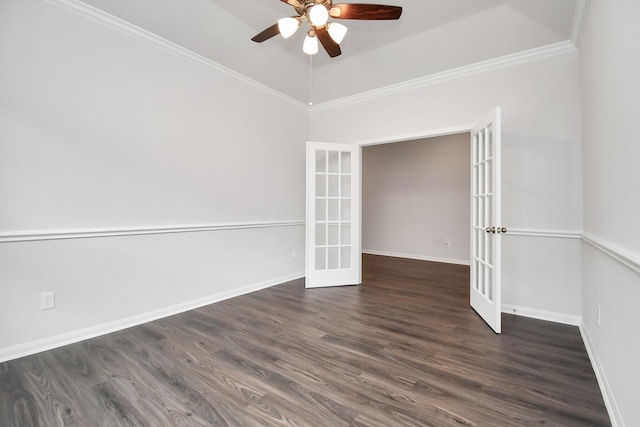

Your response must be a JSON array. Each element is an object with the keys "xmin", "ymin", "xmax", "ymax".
[
  {"xmin": 306, "ymin": 142, "xmax": 361, "ymax": 288},
  {"xmin": 470, "ymin": 107, "xmax": 504, "ymax": 333},
  {"xmin": 305, "ymin": 110, "xmax": 503, "ymax": 333}
]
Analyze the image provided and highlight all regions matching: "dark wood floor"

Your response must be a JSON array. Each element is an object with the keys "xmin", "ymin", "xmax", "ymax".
[{"xmin": 0, "ymin": 255, "xmax": 610, "ymax": 426}]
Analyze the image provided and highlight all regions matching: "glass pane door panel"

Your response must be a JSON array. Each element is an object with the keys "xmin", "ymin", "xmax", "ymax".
[
  {"xmin": 315, "ymin": 223, "xmax": 326, "ymax": 246},
  {"xmin": 487, "ymin": 234, "xmax": 493, "ymax": 265},
  {"xmin": 328, "ymin": 175, "xmax": 340, "ymax": 197},
  {"xmin": 316, "ymin": 150, "xmax": 327, "ymax": 173},
  {"xmin": 316, "ymin": 199, "xmax": 326, "ymax": 221},
  {"xmin": 328, "ymin": 224, "xmax": 339, "ymax": 245},
  {"xmin": 341, "ymin": 224, "xmax": 351, "ymax": 245},
  {"xmin": 316, "ymin": 174, "xmax": 326, "ymax": 197},
  {"xmin": 328, "ymin": 247, "xmax": 339, "ymax": 269},
  {"xmin": 341, "ymin": 175, "xmax": 351, "ymax": 197},
  {"xmin": 341, "ymin": 247, "xmax": 351, "ymax": 268},
  {"xmin": 474, "ymin": 166, "xmax": 479, "ymax": 194},
  {"xmin": 486, "ymin": 159, "xmax": 492, "ymax": 192},
  {"xmin": 328, "ymin": 151, "xmax": 339, "ymax": 173},
  {"xmin": 486, "ymin": 267, "xmax": 493, "ymax": 300},
  {"xmin": 341, "ymin": 152, "xmax": 351, "ymax": 173},
  {"xmin": 341, "ymin": 199, "xmax": 351, "ymax": 221},
  {"xmin": 328, "ymin": 199, "xmax": 339, "ymax": 221},
  {"xmin": 316, "ymin": 248, "xmax": 326, "ymax": 270},
  {"xmin": 473, "ymin": 260, "xmax": 480, "ymax": 291}
]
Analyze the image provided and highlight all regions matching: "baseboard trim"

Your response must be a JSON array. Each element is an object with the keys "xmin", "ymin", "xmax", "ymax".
[
  {"xmin": 363, "ymin": 249, "xmax": 470, "ymax": 266},
  {"xmin": 0, "ymin": 271, "xmax": 304, "ymax": 363},
  {"xmin": 501, "ymin": 304, "xmax": 582, "ymax": 326},
  {"xmin": 579, "ymin": 323, "xmax": 623, "ymax": 427}
]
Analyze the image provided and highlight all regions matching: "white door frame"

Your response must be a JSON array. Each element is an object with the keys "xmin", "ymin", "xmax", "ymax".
[
  {"xmin": 355, "ymin": 125, "xmax": 475, "ymax": 148},
  {"xmin": 354, "ymin": 123, "xmax": 489, "ymax": 307}
]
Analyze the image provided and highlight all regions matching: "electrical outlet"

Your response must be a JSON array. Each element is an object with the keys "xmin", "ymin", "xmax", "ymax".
[
  {"xmin": 291, "ymin": 249, "xmax": 297, "ymax": 260},
  {"xmin": 41, "ymin": 292, "xmax": 55, "ymax": 310},
  {"xmin": 445, "ymin": 240, "xmax": 451, "ymax": 248}
]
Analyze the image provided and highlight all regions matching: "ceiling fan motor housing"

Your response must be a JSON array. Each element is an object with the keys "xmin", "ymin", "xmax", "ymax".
[{"xmin": 298, "ymin": 0, "xmax": 332, "ymax": 18}]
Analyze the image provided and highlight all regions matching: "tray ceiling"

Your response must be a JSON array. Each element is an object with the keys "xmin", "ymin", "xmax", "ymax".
[{"xmin": 74, "ymin": 0, "xmax": 580, "ymax": 104}]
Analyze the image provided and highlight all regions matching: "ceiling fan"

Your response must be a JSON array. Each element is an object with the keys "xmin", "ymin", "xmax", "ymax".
[{"xmin": 251, "ymin": 0, "xmax": 402, "ymax": 58}]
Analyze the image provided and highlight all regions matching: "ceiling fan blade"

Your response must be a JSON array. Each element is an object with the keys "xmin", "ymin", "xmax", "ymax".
[
  {"xmin": 316, "ymin": 26, "xmax": 342, "ymax": 58},
  {"xmin": 251, "ymin": 23, "xmax": 280, "ymax": 43},
  {"xmin": 329, "ymin": 4, "xmax": 402, "ymax": 20},
  {"xmin": 280, "ymin": 0, "xmax": 303, "ymax": 8}
]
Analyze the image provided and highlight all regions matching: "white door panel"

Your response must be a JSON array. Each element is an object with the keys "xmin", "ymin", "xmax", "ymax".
[
  {"xmin": 471, "ymin": 108, "xmax": 503, "ymax": 333},
  {"xmin": 306, "ymin": 142, "xmax": 361, "ymax": 288}
]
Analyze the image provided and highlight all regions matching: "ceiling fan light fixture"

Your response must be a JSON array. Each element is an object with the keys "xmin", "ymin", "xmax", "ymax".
[
  {"xmin": 308, "ymin": 4, "xmax": 329, "ymax": 27},
  {"xmin": 277, "ymin": 17, "xmax": 299, "ymax": 39},
  {"xmin": 327, "ymin": 22, "xmax": 348, "ymax": 44},
  {"xmin": 251, "ymin": 1, "xmax": 403, "ymax": 58},
  {"xmin": 303, "ymin": 31, "xmax": 319, "ymax": 55}
]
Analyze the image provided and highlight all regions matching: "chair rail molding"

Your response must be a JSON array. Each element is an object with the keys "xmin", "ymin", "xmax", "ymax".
[
  {"xmin": 505, "ymin": 228, "xmax": 583, "ymax": 239},
  {"xmin": 0, "ymin": 221, "xmax": 305, "ymax": 243},
  {"xmin": 582, "ymin": 232, "xmax": 640, "ymax": 275}
]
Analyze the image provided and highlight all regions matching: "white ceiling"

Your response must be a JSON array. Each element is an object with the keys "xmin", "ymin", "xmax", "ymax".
[{"xmin": 78, "ymin": 0, "xmax": 579, "ymax": 104}]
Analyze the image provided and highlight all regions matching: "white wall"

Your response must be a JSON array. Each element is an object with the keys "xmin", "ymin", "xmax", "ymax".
[
  {"xmin": 310, "ymin": 51, "xmax": 584, "ymax": 319},
  {"xmin": 580, "ymin": 1, "xmax": 640, "ymax": 426},
  {"xmin": 362, "ymin": 134, "xmax": 470, "ymax": 264},
  {"xmin": 0, "ymin": 0, "xmax": 306, "ymax": 359}
]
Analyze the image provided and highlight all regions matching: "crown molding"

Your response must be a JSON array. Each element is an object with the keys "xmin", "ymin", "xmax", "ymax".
[
  {"xmin": 42, "ymin": 0, "xmax": 308, "ymax": 110},
  {"xmin": 310, "ymin": 41, "xmax": 578, "ymax": 113},
  {"xmin": 570, "ymin": 0, "xmax": 592, "ymax": 48},
  {"xmin": 43, "ymin": 0, "xmax": 584, "ymax": 114}
]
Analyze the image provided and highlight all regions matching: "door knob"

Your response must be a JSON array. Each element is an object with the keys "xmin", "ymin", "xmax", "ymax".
[
  {"xmin": 499, "ymin": 227, "xmax": 507, "ymax": 234},
  {"xmin": 485, "ymin": 226, "xmax": 495, "ymax": 234}
]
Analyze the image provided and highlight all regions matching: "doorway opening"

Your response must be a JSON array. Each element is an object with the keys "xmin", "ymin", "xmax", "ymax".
[
  {"xmin": 307, "ymin": 110, "xmax": 502, "ymax": 332},
  {"xmin": 361, "ymin": 132, "xmax": 472, "ymax": 267}
]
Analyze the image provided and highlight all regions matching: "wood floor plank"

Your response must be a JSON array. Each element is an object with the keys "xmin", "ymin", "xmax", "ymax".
[{"xmin": 0, "ymin": 254, "xmax": 610, "ymax": 426}]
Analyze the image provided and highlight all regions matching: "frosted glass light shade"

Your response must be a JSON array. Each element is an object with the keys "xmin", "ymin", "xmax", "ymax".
[
  {"xmin": 278, "ymin": 17, "xmax": 299, "ymax": 39},
  {"xmin": 309, "ymin": 5, "xmax": 329, "ymax": 27},
  {"xmin": 328, "ymin": 22, "xmax": 348, "ymax": 44},
  {"xmin": 303, "ymin": 34, "xmax": 319, "ymax": 55}
]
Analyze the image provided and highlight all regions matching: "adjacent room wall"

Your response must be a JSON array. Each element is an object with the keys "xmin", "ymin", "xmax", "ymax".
[
  {"xmin": 0, "ymin": 0, "xmax": 307, "ymax": 360},
  {"xmin": 362, "ymin": 134, "xmax": 471, "ymax": 265},
  {"xmin": 310, "ymin": 50, "xmax": 584, "ymax": 321},
  {"xmin": 580, "ymin": 1, "xmax": 640, "ymax": 426}
]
